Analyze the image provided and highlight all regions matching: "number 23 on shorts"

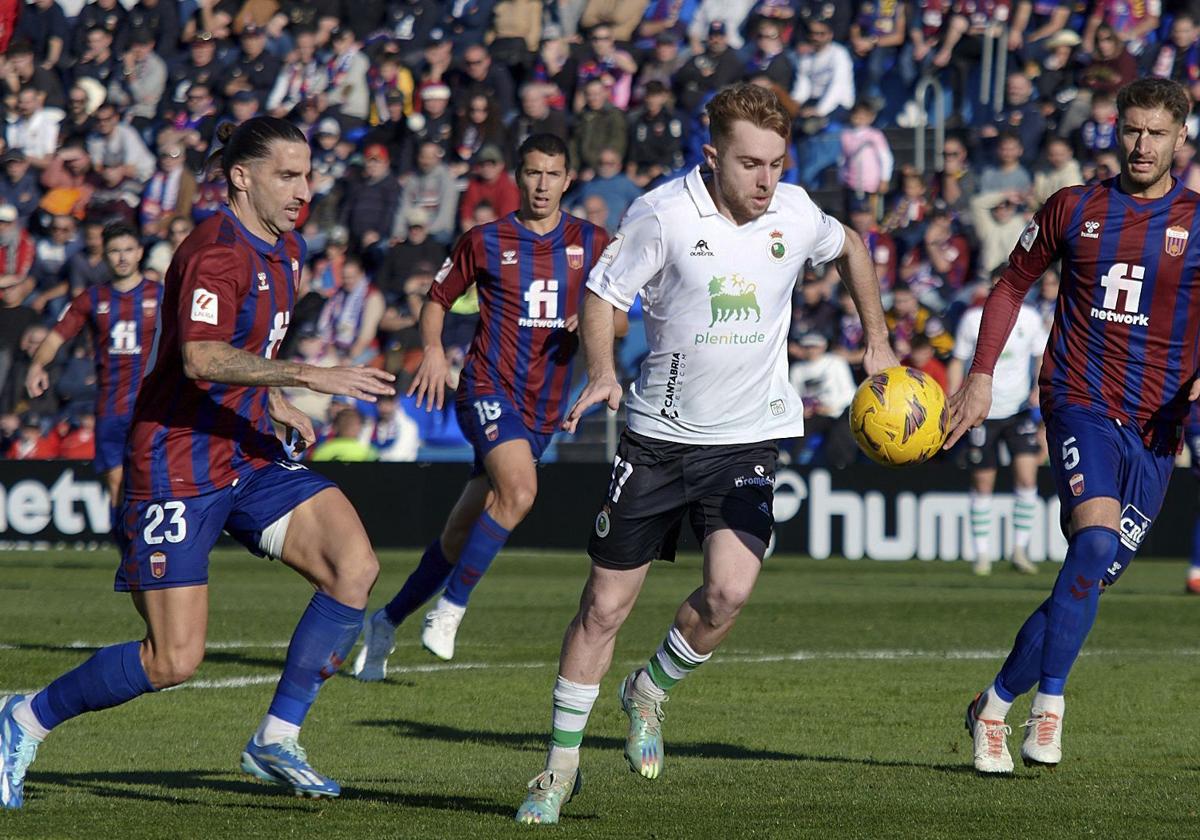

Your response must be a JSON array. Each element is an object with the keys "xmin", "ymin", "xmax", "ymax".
[{"xmin": 143, "ymin": 501, "xmax": 188, "ymax": 545}]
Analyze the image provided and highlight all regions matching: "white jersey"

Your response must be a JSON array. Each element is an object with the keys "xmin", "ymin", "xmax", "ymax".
[
  {"xmin": 587, "ymin": 166, "xmax": 846, "ymax": 445},
  {"xmin": 954, "ymin": 303, "xmax": 1048, "ymax": 420}
]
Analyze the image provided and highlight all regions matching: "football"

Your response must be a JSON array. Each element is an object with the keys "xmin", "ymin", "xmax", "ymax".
[{"xmin": 849, "ymin": 366, "xmax": 949, "ymax": 466}]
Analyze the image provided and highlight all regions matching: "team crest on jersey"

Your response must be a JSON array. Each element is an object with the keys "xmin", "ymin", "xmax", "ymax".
[
  {"xmin": 1019, "ymin": 219, "xmax": 1039, "ymax": 251},
  {"xmin": 485, "ymin": 423, "xmax": 499, "ymax": 441},
  {"xmin": 1069, "ymin": 473, "xmax": 1085, "ymax": 497},
  {"xmin": 768, "ymin": 230, "xmax": 787, "ymax": 263},
  {"xmin": 256, "ymin": 272, "xmax": 269, "ymax": 291},
  {"xmin": 1081, "ymin": 220, "xmax": 1100, "ymax": 239},
  {"xmin": 141, "ymin": 298, "xmax": 157, "ymax": 310},
  {"xmin": 566, "ymin": 244, "xmax": 584, "ymax": 270},
  {"xmin": 1165, "ymin": 225, "xmax": 1189, "ymax": 257},
  {"xmin": 96, "ymin": 301, "xmax": 110, "ymax": 315},
  {"xmin": 501, "ymin": 250, "xmax": 518, "ymax": 265},
  {"xmin": 149, "ymin": 551, "xmax": 167, "ymax": 579},
  {"xmin": 191, "ymin": 288, "xmax": 218, "ymax": 325}
]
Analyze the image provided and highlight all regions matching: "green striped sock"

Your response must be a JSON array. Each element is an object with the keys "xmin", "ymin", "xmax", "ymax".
[
  {"xmin": 646, "ymin": 626, "xmax": 710, "ymax": 692},
  {"xmin": 1014, "ymin": 487, "xmax": 1037, "ymax": 549},
  {"xmin": 970, "ymin": 493, "xmax": 991, "ymax": 558},
  {"xmin": 550, "ymin": 676, "xmax": 598, "ymax": 749}
]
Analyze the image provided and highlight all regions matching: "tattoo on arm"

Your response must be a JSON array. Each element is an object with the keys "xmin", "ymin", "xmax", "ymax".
[{"xmin": 184, "ymin": 341, "xmax": 310, "ymax": 388}]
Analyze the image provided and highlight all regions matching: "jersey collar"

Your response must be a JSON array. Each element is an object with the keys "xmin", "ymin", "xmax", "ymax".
[
  {"xmin": 1109, "ymin": 174, "xmax": 1185, "ymax": 214},
  {"xmin": 684, "ymin": 165, "xmax": 781, "ymax": 222},
  {"xmin": 219, "ymin": 204, "xmax": 288, "ymax": 258}
]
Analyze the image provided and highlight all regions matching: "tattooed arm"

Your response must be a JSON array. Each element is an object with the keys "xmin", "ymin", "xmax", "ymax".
[{"xmin": 182, "ymin": 341, "xmax": 395, "ymax": 401}]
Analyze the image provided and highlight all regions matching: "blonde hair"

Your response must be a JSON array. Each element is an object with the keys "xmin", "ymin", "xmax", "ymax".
[{"xmin": 706, "ymin": 83, "xmax": 791, "ymax": 147}]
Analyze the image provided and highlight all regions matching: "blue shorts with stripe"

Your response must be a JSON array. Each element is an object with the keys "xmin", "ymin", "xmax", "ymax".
[
  {"xmin": 114, "ymin": 460, "xmax": 335, "ymax": 592},
  {"xmin": 1045, "ymin": 404, "xmax": 1174, "ymax": 584},
  {"xmin": 94, "ymin": 412, "xmax": 132, "ymax": 474},
  {"xmin": 455, "ymin": 390, "xmax": 554, "ymax": 477}
]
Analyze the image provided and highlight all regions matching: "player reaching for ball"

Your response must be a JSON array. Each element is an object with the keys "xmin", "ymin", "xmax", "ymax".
[
  {"xmin": 513, "ymin": 83, "xmax": 898, "ymax": 825},
  {"xmin": 946, "ymin": 78, "xmax": 1200, "ymax": 774}
]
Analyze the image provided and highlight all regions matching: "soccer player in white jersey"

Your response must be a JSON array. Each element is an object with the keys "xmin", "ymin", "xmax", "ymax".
[
  {"xmin": 514, "ymin": 83, "xmax": 899, "ymax": 825},
  {"xmin": 948, "ymin": 273, "xmax": 1050, "ymax": 576}
]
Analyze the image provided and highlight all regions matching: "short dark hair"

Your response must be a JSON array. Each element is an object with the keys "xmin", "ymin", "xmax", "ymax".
[
  {"xmin": 517, "ymin": 133, "xmax": 569, "ymax": 167},
  {"xmin": 214, "ymin": 116, "xmax": 306, "ymax": 187},
  {"xmin": 1117, "ymin": 77, "xmax": 1192, "ymax": 126},
  {"xmin": 102, "ymin": 221, "xmax": 139, "ymax": 246}
]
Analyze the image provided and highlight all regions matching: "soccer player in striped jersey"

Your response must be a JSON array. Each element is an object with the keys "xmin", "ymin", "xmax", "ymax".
[
  {"xmin": 352, "ymin": 134, "xmax": 622, "ymax": 677},
  {"xmin": 26, "ymin": 222, "xmax": 161, "ymax": 508},
  {"xmin": 948, "ymin": 78, "xmax": 1200, "ymax": 774},
  {"xmin": 0, "ymin": 117, "xmax": 395, "ymax": 809}
]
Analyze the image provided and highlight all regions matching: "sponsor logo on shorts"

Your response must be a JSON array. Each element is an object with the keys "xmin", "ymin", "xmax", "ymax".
[
  {"xmin": 1119, "ymin": 504, "xmax": 1151, "ymax": 551},
  {"xmin": 595, "ymin": 507, "xmax": 611, "ymax": 538},
  {"xmin": 149, "ymin": 551, "xmax": 167, "ymax": 578},
  {"xmin": 734, "ymin": 465, "xmax": 775, "ymax": 488},
  {"xmin": 1069, "ymin": 473, "xmax": 1085, "ymax": 496},
  {"xmin": 191, "ymin": 288, "xmax": 218, "ymax": 325}
]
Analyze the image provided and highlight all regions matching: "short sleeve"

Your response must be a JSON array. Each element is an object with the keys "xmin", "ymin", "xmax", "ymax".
[
  {"xmin": 427, "ymin": 231, "xmax": 477, "ymax": 309},
  {"xmin": 52, "ymin": 289, "xmax": 91, "ymax": 341},
  {"xmin": 807, "ymin": 202, "xmax": 847, "ymax": 268},
  {"xmin": 177, "ymin": 246, "xmax": 249, "ymax": 343},
  {"xmin": 586, "ymin": 198, "xmax": 664, "ymax": 312}
]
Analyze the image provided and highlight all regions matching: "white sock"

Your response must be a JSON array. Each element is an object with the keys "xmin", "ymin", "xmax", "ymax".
[
  {"xmin": 634, "ymin": 667, "xmax": 667, "ymax": 700},
  {"xmin": 978, "ymin": 685, "xmax": 1013, "ymax": 721},
  {"xmin": 546, "ymin": 745, "xmax": 580, "ymax": 776},
  {"xmin": 255, "ymin": 713, "xmax": 301, "ymax": 746},
  {"xmin": 970, "ymin": 493, "xmax": 992, "ymax": 559},
  {"xmin": 1013, "ymin": 487, "xmax": 1037, "ymax": 550},
  {"xmin": 1031, "ymin": 692, "xmax": 1065, "ymax": 717},
  {"xmin": 13, "ymin": 695, "xmax": 50, "ymax": 742},
  {"xmin": 433, "ymin": 596, "xmax": 466, "ymax": 618}
]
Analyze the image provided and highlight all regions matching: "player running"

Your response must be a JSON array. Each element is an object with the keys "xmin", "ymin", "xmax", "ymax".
[
  {"xmin": 0, "ymin": 117, "xmax": 395, "ymax": 809},
  {"xmin": 947, "ymin": 78, "xmax": 1200, "ymax": 774},
  {"xmin": 352, "ymin": 133, "xmax": 620, "ymax": 675},
  {"xmin": 514, "ymin": 84, "xmax": 898, "ymax": 824},
  {"xmin": 948, "ymin": 273, "xmax": 1048, "ymax": 576},
  {"xmin": 26, "ymin": 221, "xmax": 162, "ymax": 509}
]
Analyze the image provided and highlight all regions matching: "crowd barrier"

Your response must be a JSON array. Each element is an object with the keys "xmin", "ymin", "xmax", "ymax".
[{"xmin": 0, "ymin": 460, "xmax": 1193, "ymax": 562}]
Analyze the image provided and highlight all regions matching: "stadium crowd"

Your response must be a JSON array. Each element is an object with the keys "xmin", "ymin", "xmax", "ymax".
[{"xmin": 0, "ymin": 0, "xmax": 1197, "ymax": 464}]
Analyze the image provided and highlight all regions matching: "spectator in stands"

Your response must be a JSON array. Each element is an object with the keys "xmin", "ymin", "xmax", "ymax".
[
  {"xmin": 378, "ymin": 209, "xmax": 447, "ymax": 296},
  {"xmin": 1176, "ymin": 138, "xmax": 1200, "ymax": 193},
  {"xmin": 325, "ymin": 26, "xmax": 371, "ymax": 123},
  {"xmin": 581, "ymin": 193, "xmax": 612, "ymax": 231},
  {"xmin": 848, "ymin": 0, "xmax": 907, "ymax": 107},
  {"xmin": 310, "ymin": 407, "xmax": 379, "ymax": 462},
  {"xmin": 29, "ymin": 214, "xmax": 78, "ymax": 316},
  {"xmin": 394, "ymin": 141, "xmax": 458, "ymax": 244},
  {"xmin": 88, "ymin": 102, "xmax": 155, "ymax": 188},
  {"xmin": 1009, "ymin": 0, "xmax": 1072, "ymax": 61},
  {"xmin": 1147, "ymin": 15, "xmax": 1200, "ymax": 99},
  {"xmin": 903, "ymin": 333, "xmax": 947, "ymax": 392},
  {"xmin": 411, "ymin": 82, "xmax": 455, "ymax": 154},
  {"xmin": 576, "ymin": 24, "xmax": 638, "ymax": 111},
  {"xmin": 579, "ymin": 147, "xmax": 642, "ymax": 231},
  {"xmin": 341, "ymin": 144, "xmax": 399, "ymax": 255},
  {"xmin": 1033, "ymin": 136, "xmax": 1083, "ymax": 208},
  {"xmin": 789, "ymin": 331, "xmax": 858, "ymax": 468},
  {"xmin": 452, "ymin": 95, "xmax": 510, "ymax": 169},
  {"xmin": 0, "ymin": 204, "xmax": 35, "ymax": 295},
  {"xmin": 508, "ymin": 83, "xmax": 570, "ymax": 161},
  {"xmin": 442, "ymin": 0, "xmax": 501, "ymax": 49},
  {"xmin": 848, "ymin": 198, "xmax": 897, "ymax": 292},
  {"xmin": 363, "ymin": 90, "xmax": 415, "ymax": 174},
  {"xmin": 793, "ymin": 16, "xmax": 856, "ymax": 187},
  {"xmin": 118, "ymin": 28, "xmax": 168, "ymax": 134},
  {"xmin": 1077, "ymin": 23, "xmax": 1139, "ymax": 99},
  {"xmin": 59, "ymin": 80, "xmax": 103, "ymax": 147},
  {"xmin": 580, "ymin": 0, "xmax": 646, "ymax": 43},
  {"xmin": 898, "ymin": 209, "xmax": 970, "ymax": 309},
  {"xmin": 127, "ymin": 0, "xmax": 181, "ymax": 62},
  {"xmin": 1036, "ymin": 31, "xmax": 1083, "ymax": 131},
  {"xmin": 7, "ymin": 412, "xmax": 58, "ymax": 460},
  {"xmin": 459, "ymin": 145, "xmax": 520, "ymax": 229},
  {"xmin": 978, "ymin": 133, "xmax": 1032, "ymax": 201},
  {"xmin": 677, "ymin": 21, "xmax": 745, "ymax": 115},
  {"xmin": 368, "ymin": 47, "xmax": 415, "ymax": 122},
  {"xmin": 7, "ymin": 87, "xmax": 63, "ymax": 170},
  {"xmin": 626, "ymin": 80, "xmax": 685, "ymax": 187},
  {"xmin": 3, "ymin": 37, "xmax": 65, "ymax": 110},
  {"xmin": 636, "ymin": 35, "xmax": 688, "ymax": 104},
  {"xmin": 67, "ymin": 217, "xmax": 109, "ymax": 293},
  {"xmin": 144, "ymin": 214, "xmax": 192, "ymax": 281},
  {"xmin": 16, "ymin": 0, "xmax": 68, "ymax": 70},
  {"xmin": 309, "ymin": 118, "xmax": 348, "ymax": 216},
  {"xmin": 688, "ymin": 0, "xmax": 753, "ymax": 52},
  {"xmin": 572, "ymin": 78, "xmax": 628, "ymax": 177},
  {"xmin": 0, "ymin": 271, "xmax": 38, "ymax": 414},
  {"xmin": 317, "ymin": 256, "xmax": 386, "ymax": 367},
  {"xmin": 266, "ymin": 28, "xmax": 328, "ymax": 116},
  {"xmin": 1083, "ymin": 0, "xmax": 1159, "ymax": 58},
  {"xmin": 416, "ymin": 27, "xmax": 454, "ymax": 89},
  {"xmin": 140, "ymin": 137, "xmax": 195, "ymax": 240},
  {"xmin": 74, "ymin": 26, "xmax": 121, "ymax": 89},
  {"xmin": 969, "ymin": 193, "xmax": 1028, "ymax": 282},
  {"xmin": 931, "ymin": 135, "xmax": 977, "ymax": 221},
  {"xmin": 57, "ymin": 408, "xmax": 97, "ymax": 461},
  {"xmin": 746, "ymin": 19, "xmax": 794, "ymax": 90},
  {"xmin": 74, "ymin": 0, "xmax": 130, "ymax": 57},
  {"xmin": 168, "ymin": 32, "xmax": 227, "ymax": 114},
  {"xmin": 366, "ymin": 395, "xmax": 420, "ymax": 461},
  {"xmin": 833, "ymin": 284, "xmax": 866, "ymax": 372},
  {"xmin": 790, "ymin": 269, "xmax": 839, "ymax": 347},
  {"xmin": 839, "ymin": 100, "xmax": 893, "ymax": 200},
  {"xmin": 0, "ymin": 151, "xmax": 42, "ymax": 224},
  {"xmin": 881, "ymin": 165, "xmax": 930, "ymax": 249},
  {"xmin": 225, "ymin": 24, "xmax": 281, "ymax": 103},
  {"xmin": 454, "ymin": 44, "xmax": 517, "ymax": 121},
  {"xmin": 1074, "ymin": 92, "xmax": 1119, "ymax": 162},
  {"xmin": 980, "ymin": 72, "xmax": 1047, "ymax": 168},
  {"xmin": 886, "ymin": 282, "xmax": 952, "ymax": 359}
]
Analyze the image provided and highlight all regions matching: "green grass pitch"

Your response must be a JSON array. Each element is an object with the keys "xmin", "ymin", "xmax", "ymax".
[{"xmin": 2, "ymin": 549, "xmax": 1199, "ymax": 839}]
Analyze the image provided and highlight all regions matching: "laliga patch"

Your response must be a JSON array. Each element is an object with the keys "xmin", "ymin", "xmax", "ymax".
[
  {"xmin": 1069, "ymin": 473, "xmax": 1085, "ymax": 496},
  {"xmin": 433, "ymin": 257, "xmax": 452, "ymax": 284},
  {"xmin": 1119, "ymin": 504, "xmax": 1151, "ymax": 552},
  {"xmin": 599, "ymin": 233, "xmax": 624, "ymax": 265},
  {"xmin": 1019, "ymin": 219, "xmax": 1039, "ymax": 252},
  {"xmin": 150, "ymin": 551, "xmax": 167, "ymax": 579},
  {"xmin": 191, "ymin": 288, "xmax": 218, "ymax": 325}
]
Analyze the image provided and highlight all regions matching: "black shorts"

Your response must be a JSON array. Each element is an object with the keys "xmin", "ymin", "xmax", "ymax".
[
  {"xmin": 587, "ymin": 429, "xmax": 778, "ymax": 570},
  {"xmin": 966, "ymin": 410, "xmax": 1041, "ymax": 470}
]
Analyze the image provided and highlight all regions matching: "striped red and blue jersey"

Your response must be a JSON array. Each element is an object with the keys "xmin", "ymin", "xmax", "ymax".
[
  {"xmin": 53, "ymin": 278, "xmax": 162, "ymax": 421},
  {"xmin": 429, "ymin": 211, "xmax": 609, "ymax": 433},
  {"xmin": 125, "ymin": 205, "xmax": 306, "ymax": 500},
  {"xmin": 972, "ymin": 177, "xmax": 1200, "ymax": 447}
]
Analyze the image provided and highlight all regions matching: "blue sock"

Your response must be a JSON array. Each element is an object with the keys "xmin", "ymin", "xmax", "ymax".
[
  {"xmin": 993, "ymin": 598, "xmax": 1050, "ymax": 701},
  {"xmin": 31, "ymin": 640, "xmax": 155, "ymax": 731},
  {"xmin": 1039, "ymin": 526, "xmax": 1119, "ymax": 696},
  {"xmin": 384, "ymin": 540, "xmax": 453, "ymax": 625},
  {"xmin": 267, "ymin": 592, "xmax": 364, "ymax": 726},
  {"xmin": 442, "ymin": 512, "xmax": 509, "ymax": 607}
]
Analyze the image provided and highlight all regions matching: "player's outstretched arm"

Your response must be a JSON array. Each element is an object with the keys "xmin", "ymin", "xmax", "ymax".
[
  {"xmin": 563, "ymin": 291, "xmax": 623, "ymax": 433},
  {"xmin": 406, "ymin": 298, "xmax": 452, "ymax": 411},
  {"xmin": 25, "ymin": 330, "xmax": 66, "ymax": 398},
  {"xmin": 833, "ymin": 223, "xmax": 899, "ymax": 375},
  {"xmin": 182, "ymin": 341, "xmax": 395, "ymax": 401},
  {"xmin": 945, "ymin": 372, "xmax": 993, "ymax": 449}
]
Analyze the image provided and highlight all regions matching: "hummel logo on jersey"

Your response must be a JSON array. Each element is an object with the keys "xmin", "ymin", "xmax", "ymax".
[
  {"xmin": 96, "ymin": 301, "xmax": 110, "ymax": 315},
  {"xmin": 520, "ymin": 279, "xmax": 565, "ymax": 328},
  {"xmin": 690, "ymin": 239, "xmax": 714, "ymax": 257},
  {"xmin": 501, "ymin": 250, "xmax": 518, "ymax": 265},
  {"xmin": 1091, "ymin": 263, "xmax": 1148, "ymax": 326},
  {"xmin": 1081, "ymin": 220, "xmax": 1100, "ymax": 239}
]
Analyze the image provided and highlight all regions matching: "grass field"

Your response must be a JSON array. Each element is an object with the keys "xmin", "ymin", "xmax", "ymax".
[{"xmin": 2, "ymin": 549, "xmax": 1199, "ymax": 839}]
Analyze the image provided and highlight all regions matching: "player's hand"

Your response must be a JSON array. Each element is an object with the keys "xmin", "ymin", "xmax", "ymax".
[
  {"xmin": 862, "ymin": 342, "xmax": 900, "ymax": 377},
  {"xmin": 309, "ymin": 365, "xmax": 396, "ymax": 402},
  {"xmin": 269, "ymin": 393, "xmax": 316, "ymax": 451},
  {"xmin": 565, "ymin": 313, "xmax": 579, "ymax": 332},
  {"xmin": 1189, "ymin": 377, "xmax": 1200, "ymax": 403},
  {"xmin": 944, "ymin": 372, "xmax": 993, "ymax": 449},
  {"xmin": 562, "ymin": 373, "xmax": 622, "ymax": 433},
  {"xmin": 407, "ymin": 346, "xmax": 451, "ymax": 411},
  {"xmin": 25, "ymin": 365, "xmax": 47, "ymax": 398}
]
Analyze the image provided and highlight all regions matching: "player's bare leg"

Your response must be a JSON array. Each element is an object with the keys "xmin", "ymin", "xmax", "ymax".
[
  {"xmin": 240, "ymin": 487, "xmax": 378, "ymax": 798},
  {"xmin": 620, "ymin": 529, "xmax": 766, "ymax": 779},
  {"xmin": 969, "ymin": 467, "xmax": 998, "ymax": 575},
  {"xmin": 102, "ymin": 465, "xmax": 124, "ymax": 510},
  {"xmin": 1010, "ymin": 453, "xmax": 1040, "ymax": 574},
  {"xmin": 421, "ymin": 440, "xmax": 539, "ymax": 660},
  {"xmin": 515, "ymin": 563, "xmax": 651, "ymax": 824}
]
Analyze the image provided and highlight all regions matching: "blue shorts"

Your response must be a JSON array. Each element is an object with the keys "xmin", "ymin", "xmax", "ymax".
[
  {"xmin": 1045, "ymin": 404, "xmax": 1174, "ymax": 579},
  {"xmin": 114, "ymin": 460, "xmax": 336, "ymax": 592},
  {"xmin": 456, "ymin": 391, "xmax": 554, "ymax": 477},
  {"xmin": 1187, "ymin": 423, "xmax": 1200, "ymax": 479},
  {"xmin": 95, "ymin": 412, "xmax": 132, "ymax": 474}
]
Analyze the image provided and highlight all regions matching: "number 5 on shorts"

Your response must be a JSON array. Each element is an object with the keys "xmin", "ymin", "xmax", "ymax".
[
  {"xmin": 1061, "ymin": 436, "xmax": 1080, "ymax": 471},
  {"xmin": 144, "ymin": 501, "xmax": 188, "ymax": 545}
]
